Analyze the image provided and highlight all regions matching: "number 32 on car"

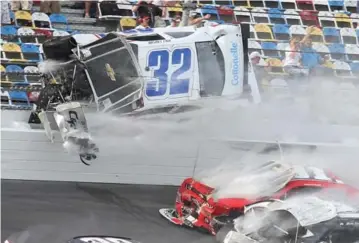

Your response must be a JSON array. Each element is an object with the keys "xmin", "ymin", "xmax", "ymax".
[{"xmin": 145, "ymin": 48, "xmax": 193, "ymax": 99}]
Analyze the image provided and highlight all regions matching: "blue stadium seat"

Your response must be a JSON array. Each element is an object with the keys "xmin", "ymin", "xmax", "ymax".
[
  {"xmin": 9, "ymin": 91, "xmax": 30, "ymax": 107},
  {"xmin": 200, "ymin": 7, "xmax": 220, "ymax": 21},
  {"xmin": 323, "ymin": 27, "xmax": 341, "ymax": 44},
  {"xmin": 1, "ymin": 25, "xmax": 19, "ymax": 43},
  {"xmin": 272, "ymin": 24, "xmax": 290, "ymax": 40},
  {"xmin": 261, "ymin": 42, "xmax": 280, "ymax": 57},
  {"xmin": 49, "ymin": 13, "xmax": 70, "ymax": 31},
  {"xmin": 5, "ymin": 65, "xmax": 26, "ymax": 84},
  {"xmin": 328, "ymin": 0, "xmax": 344, "ymax": 11},
  {"xmin": 328, "ymin": 43, "xmax": 346, "ymax": 60},
  {"xmin": 21, "ymin": 43, "xmax": 42, "ymax": 62},
  {"xmin": 268, "ymin": 8, "xmax": 285, "ymax": 24}
]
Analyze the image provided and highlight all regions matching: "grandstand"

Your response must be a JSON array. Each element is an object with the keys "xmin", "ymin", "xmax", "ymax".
[{"xmin": 1, "ymin": 0, "xmax": 359, "ymax": 110}]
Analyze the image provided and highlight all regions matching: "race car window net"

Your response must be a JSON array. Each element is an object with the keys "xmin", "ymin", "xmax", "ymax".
[{"xmin": 195, "ymin": 41, "xmax": 225, "ymax": 97}]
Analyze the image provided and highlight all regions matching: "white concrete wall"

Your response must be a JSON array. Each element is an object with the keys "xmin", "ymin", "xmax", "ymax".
[
  {"xmin": 2, "ymin": 111, "xmax": 359, "ymax": 186},
  {"xmin": 1, "ymin": 128, "xmax": 233, "ymax": 185}
]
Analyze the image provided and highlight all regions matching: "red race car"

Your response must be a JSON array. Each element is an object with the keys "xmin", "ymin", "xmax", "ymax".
[{"xmin": 159, "ymin": 161, "xmax": 358, "ymax": 235}]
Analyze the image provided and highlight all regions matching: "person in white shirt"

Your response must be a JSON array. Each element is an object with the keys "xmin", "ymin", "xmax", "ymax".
[{"xmin": 283, "ymin": 36, "xmax": 308, "ymax": 76}]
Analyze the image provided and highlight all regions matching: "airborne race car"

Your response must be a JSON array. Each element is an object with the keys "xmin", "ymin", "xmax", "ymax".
[
  {"xmin": 159, "ymin": 161, "xmax": 359, "ymax": 235},
  {"xmin": 217, "ymin": 196, "xmax": 359, "ymax": 243},
  {"xmin": 32, "ymin": 23, "xmax": 249, "ymax": 164}
]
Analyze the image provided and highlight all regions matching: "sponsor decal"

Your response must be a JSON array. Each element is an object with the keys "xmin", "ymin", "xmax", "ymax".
[
  {"xmin": 230, "ymin": 42, "xmax": 240, "ymax": 85},
  {"xmin": 148, "ymin": 39, "xmax": 171, "ymax": 44}
]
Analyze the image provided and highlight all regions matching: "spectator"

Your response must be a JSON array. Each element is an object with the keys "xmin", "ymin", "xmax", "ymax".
[
  {"xmin": 135, "ymin": 15, "xmax": 151, "ymax": 30},
  {"xmin": 189, "ymin": 10, "xmax": 210, "ymax": 26},
  {"xmin": 1, "ymin": 1, "xmax": 11, "ymax": 25},
  {"xmin": 132, "ymin": 0, "xmax": 166, "ymax": 28},
  {"xmin": 250, "ymin": 51, "xmax": 268, "ymax": 85},
  {"xmin": 40, "ymin": 0, "xmax": 60, "ymax": 15},
  {"xmin": 84, "ymin": 1, "xmax": 98, "ymax": 18},
  {"xmin": 168, "ymin": 16, "xmax": 181, "ymax": 27},
  {"xmin": 283, "ymin": 36, "xmax": 309, "ymax": 76},
  {"xmin": 11, "ymin": 0, "xmax": 32, "ymax": 11}
]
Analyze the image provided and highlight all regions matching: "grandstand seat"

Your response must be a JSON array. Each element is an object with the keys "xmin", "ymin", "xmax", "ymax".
[
  {"xmin": 15, "ymin": 11, "xmax": 33, "ymax": 27},
  {"xmin": 284, "ymin": 9, "xmax": 302, "ymax": 25},
  {"xmin": 334, "ymin": 13, "xmax": 353, "ymax": 29},
  {"xmin": 328, "ymin": 43, "xmax": 346, "ymax": 60},
  {"xmin": 264, "ymin": 0, "xmax": 280, "ymax": 9},
  {"xmin": 197, "ymin": 0, "xmax": 215, "ymax": 5},
  {"xmin": 214, "ymin": 0, "xmax": 232, "ymax": 5},
  {"xmin": 200, "ymin": 7, "xmax": 220, "ymax": 21},
  {"xmin": 266, "ymin": 58, "xmax": 286, "ymax": 75},
  {"xmin": 261, "ymin": 42, "xmax": 280, "ymax": 57},
  {"xmin": 231, "ymin": 0, "xmax": 249, "ymax": 7},
  {"xmin": 312, "ymin": 42, "xmax": 330, "ymax": 58},
  {"xmin": 32, "ymin": 12, "xmax": 51, "ymax": 29},
  {"xmin": 300, "ymin": 10, "xmax": 319, "ymax": 26},
  {"xmin": 217, "ymin": 5, "xmax": 234, "ymax": 23},
  {"xmin": 344, "ymin": 0, "xmax": 358, "ymax": 13},
  {"xmin": 296, "ymin": 0, "xmax": 314, "ymax": 10},
  {"xmin": 247, "ymin": 0, "xmax": 264, "ymax": 8},
  {"xmin": 268, "ymin": 8, "xmax": 286, "ymax": 24},
  {"xmin": 0, "ymin": 65, "xmax": 9, "ymax": 84},
  {"xmin": 277, "ymin": 42, "xmax": 290, "ymax": 59},
  {"xmin": 345, "ymin": 44, "xmax": 359, "ymax": 62},
  {"xmin": 119, "ymin": 18, "xmax": 137, "ymax": 31},
  {"xmin": 323, "ymin": 27, "xmax": 341, "ymax": 44},
  {"xmin": 251, "ymin": 8, "xmax": 269, "ymax": 23},
  {"xmin": 50, "ymin": 14, "xmax": 70, "ymax": 32},
  {"xmin": 328, "ymin": 0, "xmax": 344, "ymax": 11},
  {"xmin": 21, "ymin": 44, "xmax": 42, "ymax": 62},
  {"xmin": 1, "ymin": 25, "xmax": 19, "ymax": 43},
  {"xmin": 234, "ymin": 7, "xmax": 252, "ymax": 23},
  {"xmin": 24, "ymin": 66, "xmax": 41, "ymax": 84},
  {"xmin": 289, "ymin": 25, "xmax": 306, "ymax": 39},
  {"xmin": 1, "ymin": 43, "xmax": 24, "ymax": 60},
  {"xmin": 350, "ymin": 62, "xmax": 359, "ymax": 76},
  {"xmin": 52, "ymin": 30, "xmax": 71, "ymax": 37},
  {"xmin": 280, "ymin": 0, "xmax": 298, "ymax": 10},
  {"xmin": 313, "ymin": 0, "xmax": 329, "ymax": 11},
  {"xmin": 98, "ymin": 0, "xmax": 135, "ymax": 19},
  {"xmin": 33, "ymin": 29, "xmax": 52, "ymax": 43},
  {"xmin": 272, "ymin": 24, "xmax": 290, "ymax": 40},
  {"xmin": 309, "ymin": 26, "xmax": 324, "ymax": 43},
  {"xmin": 340, "ymin": 28, "xmax": 358, "ymax": 45},
  {"xmin": 9, "ymin": 91, "xmax": 31, "ymax": 106},
  {"xmin": 17, "ymin": 27, "xmax": 37, "ymax": 44},
  {"xmin": 248, "ymin": 40, "xmax": 264, "ymax": 55},
  {"xmin": 254, "ymin": 23, "xmax": 274, "ymax": 40},
  {"xmin": 318, "ymin": 11, "xmax": 335, "ymax": 27},
  {"xmin": 5, "ymin": 65, "xmax": 26, "ymax": 84},
  {"xmin": 332, "ymin": 60, "xmax": 355, "ymax": 79},
  {"xmin": 1, "ymin": 88, "xmax": 11, "ymax": 105}
]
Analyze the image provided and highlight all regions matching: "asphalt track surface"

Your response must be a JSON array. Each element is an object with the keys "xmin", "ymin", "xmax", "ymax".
[{"xmin": 2, "ymin": 180, "xmax": 215, "ymax": 243}]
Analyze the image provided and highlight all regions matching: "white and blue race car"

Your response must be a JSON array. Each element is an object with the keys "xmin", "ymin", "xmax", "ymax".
[{"xmin": 31, "ymin": 23, "xmax": 250, "ymax": 164}]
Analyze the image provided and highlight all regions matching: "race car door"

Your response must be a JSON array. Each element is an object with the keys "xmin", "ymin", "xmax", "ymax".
[{"xmin": 138, "ymin": 39, "xmax": 198, "ymax": 107}]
